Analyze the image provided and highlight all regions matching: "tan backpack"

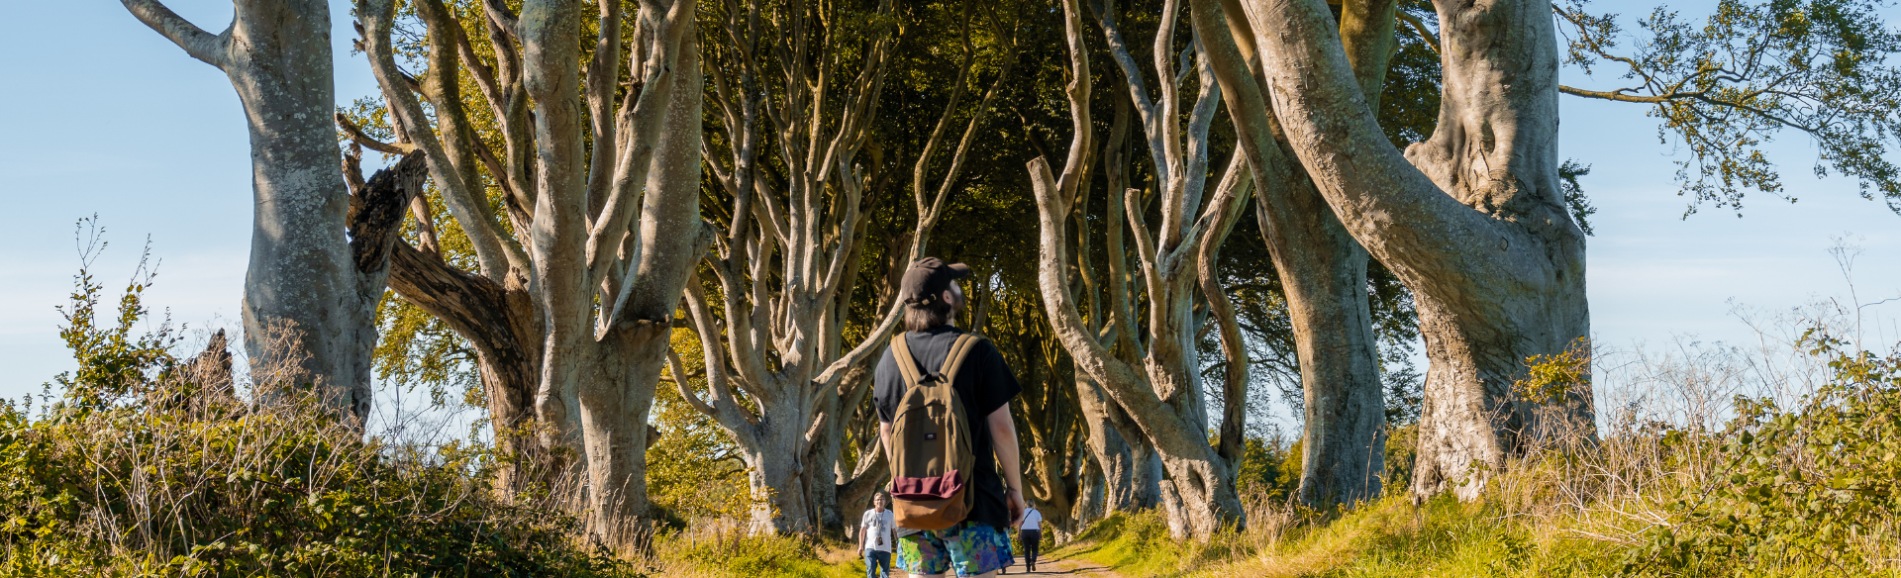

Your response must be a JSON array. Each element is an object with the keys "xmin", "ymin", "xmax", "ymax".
[{"xmin": 886, "ymin": 333, "xmax": 983, "ymax": 531}]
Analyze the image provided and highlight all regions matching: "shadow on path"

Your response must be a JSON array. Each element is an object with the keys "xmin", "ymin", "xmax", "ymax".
[{"xmin": 997, "ymin": 554, "xmax": 1125, "ymax": 577}]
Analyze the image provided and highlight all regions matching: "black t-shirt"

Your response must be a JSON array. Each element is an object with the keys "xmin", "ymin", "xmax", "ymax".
[{"xmin": 874, "ymin": 325, "xmax": 1022, "ymax": 530}]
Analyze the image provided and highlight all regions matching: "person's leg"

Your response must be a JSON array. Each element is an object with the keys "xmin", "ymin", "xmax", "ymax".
[
  {"xmin": 897, "ymin": 530, "xmax": 953, "ymax": 578},
  {"xmin": 941, "ymin": 521, "xmax": 1015, "ymax": 578},
  {"xmin": 1014, "ymin": 530, "xmax": 1029, "ymax": 571},
  {"xmin": 1025, "ymin": 530, "xmax": 1040, "ymax": 571},
  {"xmin": 873, "ymin": 550, "xmax": 892, "ymax": 578}
]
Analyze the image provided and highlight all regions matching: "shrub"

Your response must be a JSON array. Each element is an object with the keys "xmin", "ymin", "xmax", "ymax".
[
  {"xmin": 0, "ymin": 232, "xmax": 638, "ymax": 577},
  {"xmin": 1627, "ymin": 329, "xmax": 1901, "ymax": 574}
]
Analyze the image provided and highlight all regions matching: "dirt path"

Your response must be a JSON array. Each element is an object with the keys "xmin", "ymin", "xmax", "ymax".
[{"xmin": 997, "ymin": 553, "xmax": 1125, "ymax": 577}]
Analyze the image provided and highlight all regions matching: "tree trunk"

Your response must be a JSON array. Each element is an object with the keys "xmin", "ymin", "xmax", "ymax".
[
  {"xmin": 809, "ymin": 383, "xmax": 848, "ymax": 538},
  {"xmin": 1399, "ymin": 0, "xmax": 1592, "ymax": 498},
  {"xmin": 512, "ymin": 0, "xmax": 703, "ymax": 547},
  {"xmin": 123, "ymin": 0, "xmax": 374, "ymax": 423},
  {"xmin": 1272, "ymin": 213, "xmax": 1386, "ymax": 506},
  {"xmin": 743, "ymin": 400, "xmax": 817, "ymax": 535},
  {"xmin": 383, "ymin": 244, "xmax": 552, "ymax": 492},
  {"xmin": 1188, "ymin": 0, "xmax": 1393, "ymax": 508},
  {"xmin": 576, "ymin": 324, "xmax": 667, "ymax": 548},
  {"xmin": 1009, "ymin": 326, "xmax": 1085, "ymax": 536},
  {"xmin": 1220, "ymin": 0, "xmax": 1595, "ymax": 500},
  {"xmin": 227, "ymin": 1, "xmax": 368, "ymax": 418},
  {"xmin": 825, "ymin": 364, "xmax": 885, "ymax": 537},
  {"xmin": 1027, "ymin": 0, "xmax": 1250, "ymax": 538},
  {"xmin": 341, "ymin": 0, "xmax": 706, "ymax": 547},
  {"xmin": 1142, "ymin": 336, "xmax": 1248, "ymax": 538},
  {"xmin": 1077, "ymin": 376, "xmax": 1161, "ymax": 512}
]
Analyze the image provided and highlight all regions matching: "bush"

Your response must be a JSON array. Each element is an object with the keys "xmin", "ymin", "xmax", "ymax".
[
  {"xmin": 1628, "ymin": 329, "xmax": 1901, "ymax": 574},
  {"xmin": 0, "ymin": 234, "xmax": 637, "ymax": 577}
]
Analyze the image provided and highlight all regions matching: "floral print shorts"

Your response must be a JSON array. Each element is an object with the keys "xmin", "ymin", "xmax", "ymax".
[{"xmin": 895, "ymin": 520, "xmax": 1015, "ymax": 577}]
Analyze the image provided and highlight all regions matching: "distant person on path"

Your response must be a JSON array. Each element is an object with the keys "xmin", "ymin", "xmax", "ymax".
[
  {"xmin": 1017, "ymin": 506, "xmax": 1042, "ymax": 572},
  {"xmin": 861, "ymin": 493, "xmax": 896, "ymax": 578},
  {"xmin": 877, "ymin": 257, "xmax": 1026, "ymax": 578}
]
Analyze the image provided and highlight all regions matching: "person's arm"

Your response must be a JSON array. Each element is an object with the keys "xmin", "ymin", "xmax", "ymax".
[{"xmin": 986, "ymin": 402, "xmax": 1026, "ymax": 526}]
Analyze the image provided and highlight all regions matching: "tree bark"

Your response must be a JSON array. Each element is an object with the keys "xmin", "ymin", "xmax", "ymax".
[
  {"xmin": 381, "ymin": 240, "xmax": 551, "ymax": 492},
  {"xmin": 1026, "ymin": 0, "xmax": 1249, "ymax": 538},
  {"xmin": 1268, "ymin": 197, "xmax": 1388, "ymax": 505},
  {"xmin": 1223, "ymin": 0, "xmax": 1595, "ymax": 499},
  {"xmin": 1189, "ymin": 0, "xmax": 1390, "ymax": 507},
  {"xmin": 576, "ymin": 323, "xmax": 669, "ymax": 547},
  {"xmin": 1077, "ymin": 376, "xmax": 1163, "ymax": 512},
  {"xmin": 123, "ymin": 0, "xmax": 379, "ymax": 424},
  {"xmin": 348, "ymin": 0, "xmax": 708, "ymax": 549}
]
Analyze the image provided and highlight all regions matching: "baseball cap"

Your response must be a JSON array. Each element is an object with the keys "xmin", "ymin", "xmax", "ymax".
[{"xmin": 900, "ymin": 257, "xmax": 972, "ymax": 306}]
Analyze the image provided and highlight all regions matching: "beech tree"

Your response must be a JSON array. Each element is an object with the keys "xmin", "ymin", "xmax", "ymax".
[
  {"xmin": 1188, "ymin": 0, "xmax": 1901, "ymax": 502},
  {"xmin": 345, "ymin": 0, "xmax": 706, "ymax": 549},
  {"xmin": 1029, "ymin": 0, "xmax": 1259, "ymax": 537},
  {"xmin": 1182, "ymin": 0, "xmax": 1400, "ymax": 507},
  {"xmin": 121, "ymin": 0, "xmax": 388, "ymax": 423},
  {"xmin": 682, "ymin": 0, "xmax": 1021, "ymax": 535},
  {"xmin": 1193, "ymin": 0, "xmax": 1595, "ymax": 500}
]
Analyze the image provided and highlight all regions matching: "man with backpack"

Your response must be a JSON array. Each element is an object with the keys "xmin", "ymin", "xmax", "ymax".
[{"xmin": 876, "ymin": 257, "xmax": 1026, "ymax": 578}]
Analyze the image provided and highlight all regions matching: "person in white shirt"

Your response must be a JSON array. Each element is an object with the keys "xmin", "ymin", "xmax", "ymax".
[
  {"xmin": 1017, "ymin": 506, "xmax": 1043, "ymax": 572},
  {"xmin": 859, "ymin": 493, "xmax": 896, "ymax": 578}
]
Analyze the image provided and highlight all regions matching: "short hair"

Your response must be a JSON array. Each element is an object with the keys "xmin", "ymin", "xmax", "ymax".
[{"xmin": 903, "ymin": 298, "xmax": 953, "ymax": 332}]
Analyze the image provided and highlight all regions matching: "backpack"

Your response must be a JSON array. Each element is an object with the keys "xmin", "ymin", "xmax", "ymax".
[{"xmin": 886, "ymin": 333, "xmax": 984, "ymax": 531}]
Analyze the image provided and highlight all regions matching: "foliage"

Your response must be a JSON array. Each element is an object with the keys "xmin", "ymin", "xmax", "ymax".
[
  {"xmin": 1626, "ymin": 328, "xmax": 1901, "ymax": 574},
  {"xmin": 1381, "ymin": 423, "xmax": 1418, "ymax": 497},
  {"xmin": 48, "ymin": 217, "xmax": 180, "ymax": 412},
  {"xmin": 1560, "ymin": 0, "xmax": 1901, "ymax": 214},
  {"xmin": 1515, "ymin": 337, "xmax": 1594, "ymax": 405},
  {"xmin": 0, "ymin": 245, "xmax": 636, "ymax": 578},
  {"xmin": 645, "ymin": 330, "xmax": 752, "ymax": 526},
  {"xmin": 1233, "ymin": 436, "xmax": 1300, "ymax": 504},
  {"xmin": 1559, "ymin": 160, "xmax": 1598, "ymax": 235},
  {"xmin": 372, "ymin": 293, "xmax": 481, "ymax": 408}
]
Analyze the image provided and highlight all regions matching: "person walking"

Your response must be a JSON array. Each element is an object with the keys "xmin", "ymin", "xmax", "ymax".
[
  {"xmin": 877, "ymin": 257, "xmax": 1026, "ymax": 578},
  {"xmin": 861, "ymin": 493, "xmax": 897, "ymax": 578},
  {"xmin": 1017, "ymin": 506, "xmax": 1042, "ymax": 572}
]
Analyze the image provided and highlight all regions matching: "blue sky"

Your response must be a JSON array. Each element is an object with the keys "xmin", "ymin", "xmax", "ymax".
[{"xmin": 2, "ymin": 1, "xmax": 1898, "ymax": 406}]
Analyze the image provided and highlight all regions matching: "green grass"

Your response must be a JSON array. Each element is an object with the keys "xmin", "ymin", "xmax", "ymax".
[
  {"xmin": 648, "ymin": 531, "xmax": 864, "ymax": 578},
  {"xmin": 1048, "ymin": 498, "xmax": 1627, "ymax": 578}
]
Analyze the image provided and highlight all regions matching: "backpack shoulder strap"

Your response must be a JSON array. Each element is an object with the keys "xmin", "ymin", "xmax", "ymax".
[
  {"xmin": 890, "ymin": 334, "xmax": 925, "ymax": 387},
  {"xmin": 938, "ymin": 334, "xmax": 984, "ymax": 382}
]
